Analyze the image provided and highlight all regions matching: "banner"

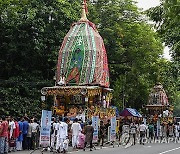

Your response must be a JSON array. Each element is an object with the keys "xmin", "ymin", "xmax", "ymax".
[
  {"xmin": 157, "ymin": 118, "xmax": 161, "ymax": 137},
  {"xmin": 110, "ymin": 116, "xmax": 116, "ymax": 141},
  {"xmin": 40, "ymin": 110, "xmax": 52, "ymax": 147},
  {"xmin": 92, "ymin": 116, "xmax": 99, "ymax": 142},
  {"xmin": 143, "ymin": 118, "xmax": 147, "ymax": 125}
]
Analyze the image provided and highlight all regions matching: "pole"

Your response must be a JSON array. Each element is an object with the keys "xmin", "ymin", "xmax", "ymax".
[
  {"xmin": 122, "ymin": 72, "xmax": 126, "ymax": 110},
  {"xmin": 122, "ymin": 93, "xmax": 125, "ymax": 110}
]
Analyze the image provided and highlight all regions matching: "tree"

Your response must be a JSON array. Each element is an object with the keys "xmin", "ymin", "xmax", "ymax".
[
  {"xmin": 174, "ymin": 91, "xmax": 180, "ymax": 116},
  {"xmin": 147, "ymin": 0, "xmax": 180, "ymax": 61},
  {"xmin": 0, "ymin": 0, "xmax": 81, "ymax": 117},
  {"xmin": 89, "ymin": 0, "xmax": 164, "ymax": 110}
]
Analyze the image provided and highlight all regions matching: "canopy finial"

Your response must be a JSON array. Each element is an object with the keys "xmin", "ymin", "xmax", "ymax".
[{"xmin": 79, "ymin": 0, "xmax": 88, "ymax": 22}]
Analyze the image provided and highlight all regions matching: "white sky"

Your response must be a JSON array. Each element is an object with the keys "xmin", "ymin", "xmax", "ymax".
[
  {"xmin": 135, "ymin": 0, "xmax": 160, "ymax": 10},
  {"xmin": 135, "ymin": 0, "xmax": 171, "ymax": 60}
]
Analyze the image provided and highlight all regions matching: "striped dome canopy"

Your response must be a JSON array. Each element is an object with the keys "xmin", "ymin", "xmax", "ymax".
[{"xmin": 56, "ymin": 5, "xmax": 110, "ymax": 87}]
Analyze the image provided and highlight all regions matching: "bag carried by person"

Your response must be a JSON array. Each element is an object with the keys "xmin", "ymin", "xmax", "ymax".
[{"xmin": 9, "ymin": 138, "xmax": 16, "ymax": 147}]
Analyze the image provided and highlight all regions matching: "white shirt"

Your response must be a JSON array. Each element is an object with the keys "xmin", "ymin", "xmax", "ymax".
[
  {"xmin": 139, "ymin": 124, "xmax": 147, "ymax": 132},
  {"xmin": 31, "ymin": 122, "xmax": 39, "ymax": 133},
  {"xmin": 56, "ymin": 122, "xmax": 68, "ymax": 139},
  {"xmin": 9, "ymin": 121, "xmax": 16, "ymax": 138},
  {"xmin": 130, "ymin": 124, "xmax": 137, "ymax": 134},
  {"xmin": 71, "ymin": 122, "xmax": 82, "ymax": 136},
  {"xmin": 122, "ymin": 125, "xmax": 130, "ymax": 134},
  {"xmin": 76, "ymin": 112, "xmax": 85, "ymax": 122}
]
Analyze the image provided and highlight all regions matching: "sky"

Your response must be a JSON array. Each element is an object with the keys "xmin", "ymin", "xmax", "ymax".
[
  {"xmin": 135, "ymin": 0, "xmax": 171, "ymax": 60},
  {"xmin": 136, "ymin": 0, "xmax": 160, "ymax": 10}
]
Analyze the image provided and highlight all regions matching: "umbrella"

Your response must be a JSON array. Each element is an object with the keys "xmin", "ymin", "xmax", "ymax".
[{"xmin": 120, "ymin": 108, "xmax": 142, "ymax": 117}]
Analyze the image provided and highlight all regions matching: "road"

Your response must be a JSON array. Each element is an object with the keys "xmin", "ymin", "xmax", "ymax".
[{"xmin": 14, "ymin": 143, "xmax": 180, "ymax": 154}]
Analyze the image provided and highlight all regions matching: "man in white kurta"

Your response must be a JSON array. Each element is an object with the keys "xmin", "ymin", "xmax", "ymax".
[
  {"xmin": 9, "ymin": 117, "xmax": 16, "ymax": 139},
  {"xmin": 56, "ymin": 117, "xmax": 68, "ymax": 153},
  {"xmin": 71, "ymin": 118, "xmax": 82, "ymax": 148},
  {"xmin": 63, "ymin": 118, "xmax": 69, "ymax": 152}
]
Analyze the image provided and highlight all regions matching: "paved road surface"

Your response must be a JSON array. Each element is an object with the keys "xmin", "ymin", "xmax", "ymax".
[{"xmin": 14, "ymin": 143, "xmax": 180, "ymax": 154}]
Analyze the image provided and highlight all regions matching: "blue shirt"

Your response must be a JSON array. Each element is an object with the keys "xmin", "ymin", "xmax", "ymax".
[
  {"xmin": 23, "ymin": 120, "xmax": 29, "ymax": 134},
  {"xmin": 18, "ymin": 121, "xmax": 23, "ymax": 141}
]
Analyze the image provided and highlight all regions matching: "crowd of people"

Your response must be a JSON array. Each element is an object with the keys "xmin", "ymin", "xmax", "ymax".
[
  {"xmin": 1, "ymin": 115, "xmax": 180, "ymax": 154},
  {"xmin": 119, "ymin": 120, "xmax": 180, "ymax": 146},
  {"xmin": 0, "ymin": 116, "xmax": 39, "ymax": 154},
  {"xmin": 0, "ymin": 115, "xmax": 111, "ymax": 154},
  {"xmin": 50, "ymin": 117, "xmax": 110, "ymax": 153}
]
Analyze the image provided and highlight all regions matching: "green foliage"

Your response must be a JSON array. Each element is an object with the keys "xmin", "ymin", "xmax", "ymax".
[
  {"xmin": 89, "ymin": 0, "xmax": 165, "ymax": 110},
  {"xmin": 174, "ymin": 91, "xmax": 180, "ymax": 116},
  {"xmin": 0, "ymin": 77, "xmax": 53, "ymax": 118},
  {"xmin": 147, "ymin": 0, "xmax": 180, "ymax": 61},
  {"xmin": 0, "ymin": 0, "xmax": 81, "ymax": 117},
  {"xmin": 0, "ymin": 0, "xmax": 81, "ymax": 79}
]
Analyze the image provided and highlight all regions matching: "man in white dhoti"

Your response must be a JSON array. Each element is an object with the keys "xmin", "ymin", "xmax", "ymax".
[
  {"xmin": 63, "ymin": 118, "xmax": 69, "ymax": 153},
  {"xmin": 56, "ymin": 117, "xmax": 68, "ymax": 153},
  {"xmin": 71, "ymin": 118, "xmax": 82, "ymax": 149}
]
